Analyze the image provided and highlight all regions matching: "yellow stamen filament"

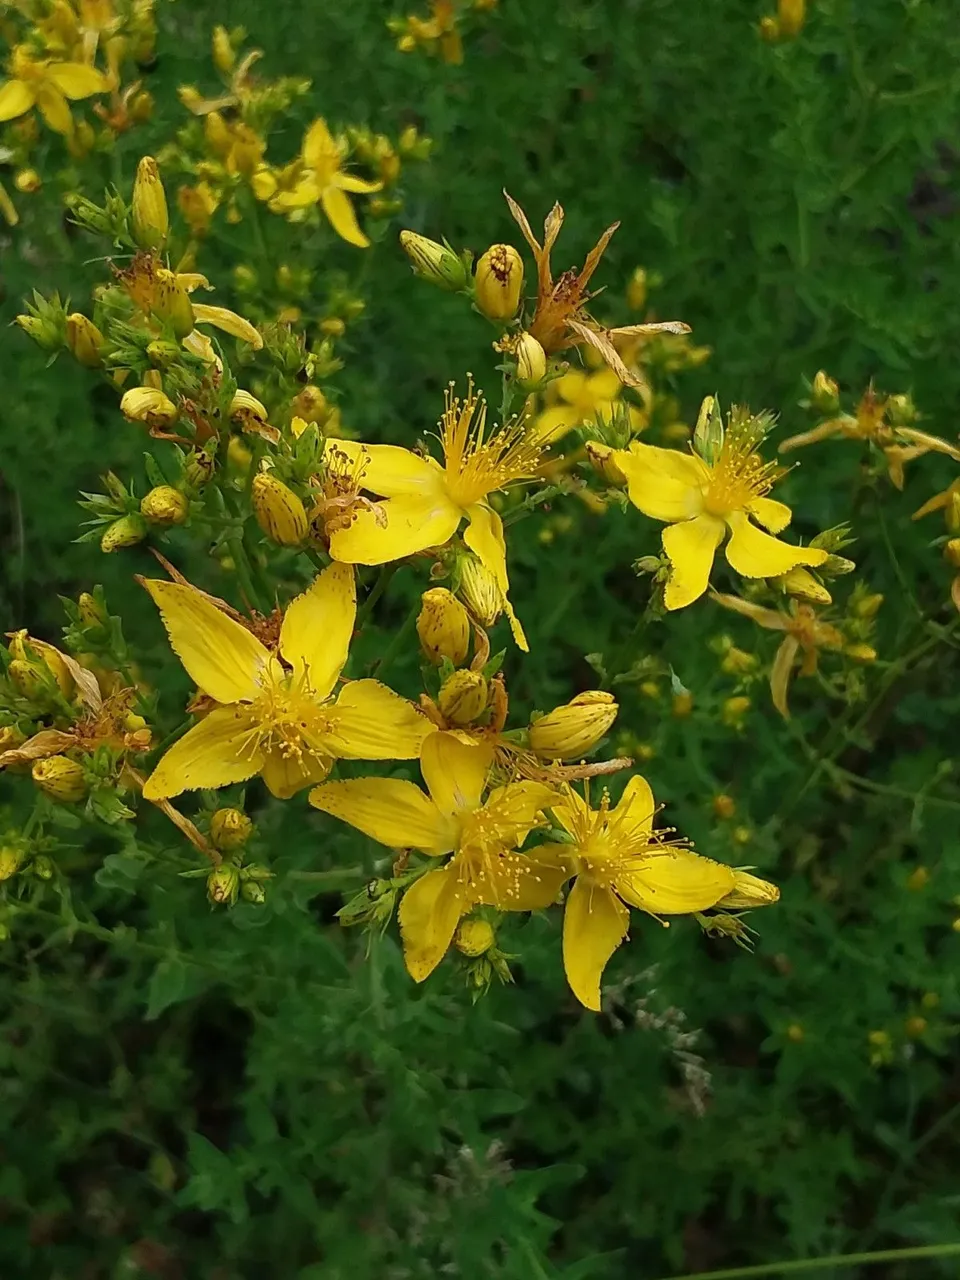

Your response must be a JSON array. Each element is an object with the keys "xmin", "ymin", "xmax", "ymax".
[
  {"xmin": 439, "ymin": 381, "xmax": 543, "ymax": 508},
  {"xmin": 239, "ymin": 668, "xmax": 332, "ymax": 767},
  {"xmin": 702, "ymin": 426, "xmax": 784, "ymax": 518}
]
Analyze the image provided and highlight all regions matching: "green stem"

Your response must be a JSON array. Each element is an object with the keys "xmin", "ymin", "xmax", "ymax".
[
  {"xmin": 226, "ymin": 529, "xmax": 263, "ymax": 613},
  {"xmin": 371, "ymin": 600, "xmax": 419, "ymax": 679},
  {"xmin": 356, "ymin": 564, "xmax": 398, "ymax": 631},
  {"xmin": 662, "ymin": 1240, "xmax": 960, "ymax": 1280},
  {"xmin": 288, "ymin": 867, "xmax": 365, "ymax": 887}
]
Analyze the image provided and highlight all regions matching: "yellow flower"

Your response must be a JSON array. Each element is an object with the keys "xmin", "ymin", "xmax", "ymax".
[
  {"xmin": 543, "ymin": 779, "xmax": 745, "ymax": 1011},
  {"xmin": 711, "ymin": 592, "xmax": 845, "ymax": 719},
  {"xmin": 269, "ymin": 118, "xmax": 382, "ymax": 247},
  {"xmin": 614, "ymin": 421, "xmax": 828, "ymax": 611},
  {"xmin": 310, "ymin": 732, "xmax": 567, "ymax": 981},
  {"xmin": 0, "ymin": 45, "xmax": 107, "ymax": 136},
  {"xmin": 139, "ymin": 563, "xmax": 433, "ymax": 801},
  {"xmin": 534, "ymin": 367, "xmax": 623, "ymax": 444},
  {"xmin": 326, "ymin": 385, "xmax": 541, "ymax": 650}
]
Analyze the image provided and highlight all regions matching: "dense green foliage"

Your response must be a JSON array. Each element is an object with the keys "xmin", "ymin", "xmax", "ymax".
[{"xmin": 2, "ymin": 1, "xmax": 960, "ymax": 1276}]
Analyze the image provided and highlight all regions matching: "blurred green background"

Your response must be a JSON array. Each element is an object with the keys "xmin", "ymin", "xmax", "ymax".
[{"xmin": 2, "ymin": 1, "xmax": 960, "ymax": 1276}]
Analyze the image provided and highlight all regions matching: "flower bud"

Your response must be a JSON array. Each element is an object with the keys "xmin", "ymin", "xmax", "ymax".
[
  {"xmin": 528, "ymin": 691, "xmax": 617, "ymax": 761},
  {"xmin": 718, "ymin": 869, "xmax": 780, "ymax": 909},
  {"xmin": 101, "ymin": 513, "xmax": 148, "ymax": 553},
  {"xmin": 474, "ymin": 244, "xmax": 523, "ymax": 322},
  {"xmin": 820, "ymin": 554, "xmax": 856, "ymax": 576},
  {"xmin": 947, "ymin": 492, "xmax": 960, "ymax": 534},
  {"xmin": 241, "ymin": 879, "xmax": 266, "ymax": 904},
  {"xmin": 0, "ymin": 725, "xmax": 26, "ymax": 754},
  {"xmin": 721, "ymin": 646, "xmax": 757, "ymax": 676},
  {"xmin": 153, "ymin": 268, "xmax": 195, "ymax": 339},
  {"xmin": 455, "ymin": 917, "xmax": 495, "ymax": 957},
  {"xmin": 252, "ymin": 473, "xmax": 308, "ymax": 547},
  {"xmin": 146, "ymin": 339, "xmax": 180, "ymax": 368},
  {"xmin": 131, "ymin": 156, "xmax": 169, "ymax": 251},
  {"xmin": 65, "ymin": 313, "xmax": 105, "ymax": 368},
  {"xmin": 886, "ymin": 393, "xmax": 918, "ymax": 427},
  {"xmin": 399, "ymin": 230, "xmax": 469, "ymax": 291},
  {"xmin": 32, "ymin": 755, "xmax": 88, "ymax": 803},
  {"xmin": 210, "ymin": 808, "xmax": 253, "ymax": 851},
  {"xmin": 14, "ymin": 168, "xmax": 41, "ymax": 194},
  {"xmin": 626, "ymin": 266, "xmax": 648, "ymax": 311},
  {"xmin": 120, "ymin": 386, "xmax": 179, "ymax": 427},
  {"xmin": 211, "ymin": 24, "xmax": 235, "ymax": 73},
  {"xmin": 230, "ymin": 389, "xmax": 269, "ymax": 423},
  {"xmin": 184, "ymin": 450, "xmax": 216, "ymax": 489},
  {"xmin": 141, "ymin": 485, "xmax": 189, "ymax": 527},
  {"xmin": 15, "ymin": 311, "xmax": 62, "ymax": 352},
  {"xmin": 291, "ymin": 385, "xmax": 331, "ymax": 427},
  {"xmin": 0, "ymin": 844, "xmax": 25, "ymax": 880},
  {"xmin": 438, "ymin": 669, "xmax": 489, "ymax": 726},
  {"xmin": 775, "ymin": 567, "xmax": 831, "ymax": 605},
  {"xmin": 810, "ymin": 371, "xmax": 840, "ymax": 415},
  {"xmin": 207, "ymin": 863, "xmax": 240, "ymax": 906},
  {"xmin": 585, "ymin": 441, "xmax": 628, "ymax": 486},
  {"xmin": 721, "ymin": 696, "xmax": 751, "ymax": 729},
  {"xmin": 846, "ymin": 643, "xmax": 877, "ymax": 664},
  {"xmin": 940, "ymin": 538, "xmax": 960, "ymax": 569},
  {"xmin": 777, "ymin": 0, "xmax": 805, "ymax": 36},
  {"xmin": 712, "ymin": 794, "xmax": 736, "ymax": 820},
  {"xmin": 457, "ymin": 556, "xmax": 502, "ymax": 627},
  {"xmin": 515, "ymin": 332, "xmax": 546, "ymax": 389},
  {"xmin": 693, "ymin": 395, "xmax": 725, "ymax": 466},
  {"xmin": 852, "ymin": 591, "xmax": 883, "ymax": 619},
  {"xmin": 417, "ymin": 588, "xmax": 471, "ymax": 666},
  {"xmin": 671, "ymin": 690, "xmax": 693, "ymax": 718},
  {"xmin": 8, "ymin": 631, "xmax": 73, "ymax": 697}
]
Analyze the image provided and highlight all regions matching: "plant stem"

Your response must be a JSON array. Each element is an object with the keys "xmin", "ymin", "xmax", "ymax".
[
  {"xmin": 370, "ymin": 600, "xmax": 419, "ymax": 679},
  {"xmin": 662, "ymin": 1240, "xmax": 960, "ymax": 1280},
  {"xmin": 356, "ymin": 564, "xmax": 398, "ymax": 631}
]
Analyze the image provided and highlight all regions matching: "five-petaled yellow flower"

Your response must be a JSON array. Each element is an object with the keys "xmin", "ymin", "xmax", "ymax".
[
  {"xmin": 535, "ymin": 366, "xmax": 627, "ymax": 445},
  {"xmin": 310, "ymin": 733, "xmax": 568, "ymax": 981},
  {"xmin": 0, "ymin": 45, "xmax": 108, "ymax": 135},
  {"xmin": 542, "ymin": 779, "xmax": 767, "ymax": 1010},
  {"xmin": 140, "ymin": 563, "xmax": 433, "ymax": 801},
  {"xmin": 270, "ymin": 117, "xmax": 382, "ymax": 248},
  {"xmin": 614, "ymin": 423, "xmax": 828, "ymax": 611},
  {"xmin": 327, "ymin": 385, "xmax": 541, "ymax": 649}
]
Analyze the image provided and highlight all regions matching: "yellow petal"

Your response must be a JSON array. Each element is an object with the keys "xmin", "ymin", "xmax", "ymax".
[
  {"xmin": 329, "ymin": 492, "xmax": 461, "ymax": 565},
  {"xmin": 662, "ymin": 515, "xmax": 725, "ymax": 610},
  {"xmin": 550, "ymin": 784, "xmax": 590, "ymax": 838},
  {"xmin": 612, "ymin": 775, "xmax": 655, "ymax": 840},
  {"xmin": 473, "ymin": 850, "xmax": 570, "ymax": 911},
  {"xmin": 303, "ymin": 117, "xmax": 338, "ymax": 169},
  {"xmin": 269, "ymin": 178, "xmax": 319, "ymax": 212},
  {"xmin": 321, "ymin": 185, "xmax": 368, "ymax": 248},
  {"xmin": 399, "ymin": 866, "xmax": 467, "ymax": 981},
  {"xmin": 615, "ymin": 442, "xmax": 706, "ymax": 522},
  {"xmin": 142, "ymin": 706, "xmax": 262, "ymax": 800},
  {"xmin": 326, "ymin": 679, "xmax": 433, "ymax": 760},
  {"xmin": 587, "ymin": 368, "xmax": 623, "ymax": 400},
  {"xmin": 748, "ymin": 496, "xmax": 792, "ymax": 534},
  {"xmin": 338, "ymin": 173, "xmax": 382, "ymax": 195},
  {"xmin": 464, "ymin": 503, "xmax": 527, "ymax": 651},
  {"xmin": 325, "ymin": 439, "xmax": 445, "ymax": 497},
  {"xmin": 553, "ymin": 370, "xmax": 588, "ymax": 404},
  {"xmin": 533, "ymin": 403, "xmax": 580, "ymax": 445},
  {"xmin": 261, "ymin": 748, "xmax": 332, "ymax": 800},
  {"xmin": 44, "ymin": 61, "xmax": 108, "ymax": 98},
  {"xmin": 420, "ymin": 731, "xmax": 493, "ymax": 820},
  {"xmin": 617, "ymin": 847, "xmax": 735, "ymax": 915},
  {"xmin": 34, "ymin": 84, "xmax": 72, "ymax": 134},
  {"xmin": 191, "ymin": 304, "xmax": 263, "ymax": 349},
  {"xmin": 0, "ymin": 79, "xmax": 35, "ymax": 122},
  {"xmin": 770, "ymin": 633, "xmax": 801, "ymax": 719},
  {"xmin": 279, "ymin": 562, "xmax": 356, "ymax": 700},
  {"xmin": 724, "ymin": 511, "xmax": 828, "ymax": 579},
  {"xmin": 140, "ymin": 578, "xmax": 275, "ymax": 704},
  {"xmin": 562, "ymin": 877, "xmax": 629, "ymax": 1012},
  {"xmin": 309, "ymin": 777, "xmax": 455, "ymax": 854},
  {"xmin": 710, "ymin": 591, "xmax": 791, "ymax": 631}
]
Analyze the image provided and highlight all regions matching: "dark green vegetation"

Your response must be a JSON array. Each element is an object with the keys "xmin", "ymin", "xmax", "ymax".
[{"xmin": 2, "ymin": 1, "xmax": 960, "ymax": 1276}]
